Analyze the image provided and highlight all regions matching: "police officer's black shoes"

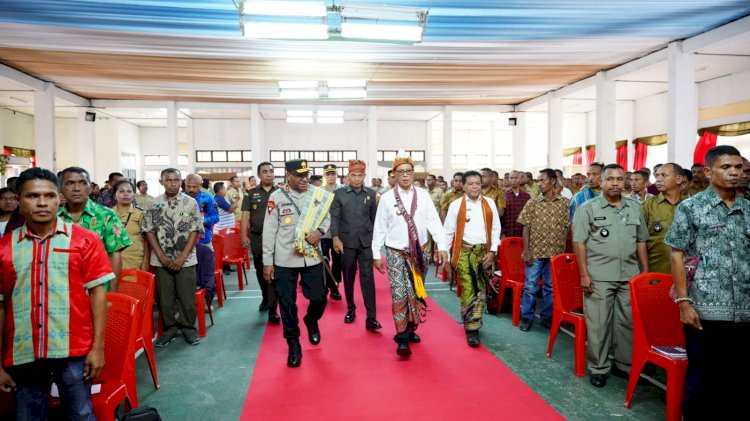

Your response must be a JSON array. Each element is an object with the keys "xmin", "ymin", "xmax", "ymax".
[
  {"xmin": 258, "ymin": 301, "xmax": 269, "ymax": 312},
  {"xmin": 409, "ymin": 332, "xmax": 421, "ymax": 343},
  {"xmin": 589, "ymin": 374, "xmax": 606, "ymax": 388},
  {"xmin": 396, "ymin": 342, "xmax": 412, "ymax": 357},
  {"xmin": 344, "ymin": 309, "xmax": 356, "ymax": 323},
  {"xmin": 329, "ymin": 289, "xmax": 342, "ymax": 301},
  {"xmin": 466, "ymin": 330, "xmax": 480, "ymax": 347},
  {"xmin": 365, "ymin": 318, "xmax": 382, "ymax": 331},
  {"xmin": 287, "ymin": 339, "xmax": 302, "ymax": 368},
  {"xmin": 268, "ymin": 312, "xmax": 281, "ymax": 324},
  {"xmin": 303, "ymin": 315, "xmax": 321, "ymax": 345}
]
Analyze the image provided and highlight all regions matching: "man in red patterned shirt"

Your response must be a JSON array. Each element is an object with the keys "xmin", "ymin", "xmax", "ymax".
[
  {"xmin": 0, "ymin": 168, "xmax": 112, "ymax": 420},
  {"xmin": 500, "ymin": 170, "xmax": 531, "ymax": 238}
]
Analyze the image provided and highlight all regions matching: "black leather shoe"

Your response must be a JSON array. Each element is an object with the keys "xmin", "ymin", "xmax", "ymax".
[
  {"xmin": 287, "ymin": 340, "xmax": 302, "ymax": 368},
  {"xmin": 258, "ymin": 302, "xmax": 269, "ymax": 312},
  {"xmin": 396, "ymin": 342, "xmax": 412, "ymax": 357},
  {"xmin": 304, "ymin": 316, "xmax": 321, "ymax": 345},
  {"xmin": 344, "ymin": 310, "xmax": 356, "ymax": 324},
  {"xmin": 466, "ymin": 331, "xmax": 480, "ymax": 347},
  {"xmin": 519, "ymin": 318, "xmax": 533, "ymax": 332},
  {"xmin": 329, "ymin": 289, "xmax": 342, "ymax": 301},
  {"xmin": 409, "ymin": 332, "xmax": 421, "ymax": 343},
  {"xmin": 268, "ymin": 312, "xmax": 281, "ymax": 324},
  {"xmin": 589, "ymin": 374, "xmax": 607, "ymax": 388},
  {"xmin": 365, "ymin": 318, "xmax": 382, "ymax": 331},
  {"xmin": 540, "ymin": 318, "xmax": 552, "ymax": 329}
]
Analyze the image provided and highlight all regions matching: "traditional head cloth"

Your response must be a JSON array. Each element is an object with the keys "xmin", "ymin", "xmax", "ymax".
[
  {"xmin": 348, "ymin": 159, "xmax": 366, "ymax": 173},
  {"xmin": 392, "ymin": 156, "xmax": 414, "ymax": 170}
]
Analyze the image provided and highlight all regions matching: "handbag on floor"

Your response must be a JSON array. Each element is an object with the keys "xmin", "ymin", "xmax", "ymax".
[{"xmin": 121, "ymin": 406, "xmax": 163, "ymax": 421}]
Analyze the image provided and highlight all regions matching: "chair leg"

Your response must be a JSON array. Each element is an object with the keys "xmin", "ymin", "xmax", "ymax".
[
  {"xmin": 236, "ymin": 262, "xmax": 244, "ymax": 291},
  {"xmin": 511, "ymin": 284, "xmax": 523, "ymax": 327},
  {"xmin": 574, "ymin": 320, "xmax": 587, "ymax": 377},
  {"xmin": 215, "ymin": 272, "xmax": 224, "ymax": 308},
  {"xmin": 144, "ymin": 339, "xmax": 160, "ymax": 390},
  {"xmin": 195, "ymin": 290, "xmax": 207, "ymax": 337},
  {"xmin": 205, "ymin": 293, "xmax": 214, "ymax": 326},
  {"xmin": 546, "ymin": 313, "xmax": 563, "ymax": 357},
  {"xmin": 666, "ymin": 363, "xmax": 687, "ymax": 421},
  {"xmin": 497, "ymin": 281, "xmax": 508, "ymax": 316},
  {"xmin": 624, "ymin": 354, "xmax": 648, "ymax": 408}
]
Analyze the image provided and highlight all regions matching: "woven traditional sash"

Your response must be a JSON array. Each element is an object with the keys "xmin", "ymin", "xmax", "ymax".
[
  {"xmin": 450, "ymin": 196, "xmax": 493, "ymax": 268},
  {"xmin": 289, "ymin": 185, "xmax": 334, "ymax": 259},
  {"xmin": 393, "ymin": 187, "xmax": 427, "ymax": 278}
]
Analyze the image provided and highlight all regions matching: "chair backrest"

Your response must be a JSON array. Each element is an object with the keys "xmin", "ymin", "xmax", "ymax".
[
  {"xmin": 217, "ymin": 228, "xmax": 243, "ymax": 260},
  {"xmin": 629, "ymin": 273, "xmax": 685, "ymax": 347},
  {"xmin": 117, "ymin": 269, "xmax": 156, "ymax": 345},
  {"xmin": 212, "ymin": 233, "xmax": 225, "ymax": 272},
  {"xmin": 499, "ymin": 237, "xmax": 525, "ymax": 281},
  {"xmin": 550, "ymin": 253, "xmax": 584, "ymax": 313},
  {"xmin": 98, "ymin": 293, "xmax": 139, "ymax": 384}
]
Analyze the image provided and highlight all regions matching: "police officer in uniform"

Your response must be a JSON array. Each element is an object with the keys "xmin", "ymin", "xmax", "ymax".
[
  {"xmin": 262, "ymin": 159, "xmax": 331, "ymax": 368},
  {"xmin": 241, "ymin": 161, "xmax": 280, "ymax": 323},
  {"xmin": 572, "ymin": 163, "xmax": 649, "ymax": 388}
]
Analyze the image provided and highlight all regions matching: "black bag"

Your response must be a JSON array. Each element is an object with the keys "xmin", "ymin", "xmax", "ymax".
[{"xmin": 121, "ymin": 406, "xmax": 162, "ymax": 421}]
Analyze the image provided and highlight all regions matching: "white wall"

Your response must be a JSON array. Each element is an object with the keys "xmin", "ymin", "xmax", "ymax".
[
  {"xmin": 698, "ymin": 69, "xmax": 750, "ymax": 110},
  {"xmin": 0, "ymin": 109, "xmax": 34, "ymax": 150},
  {"xmin": 54, "ymin": 117, "xmax": 78, "ymax": 170},
  {"xmin": 193, "ymin": 119, "xmax": 252, "ymax": 150},
  {"xmin": 634, "ymin": 93, "xmax": 668, "ymax": 138}
]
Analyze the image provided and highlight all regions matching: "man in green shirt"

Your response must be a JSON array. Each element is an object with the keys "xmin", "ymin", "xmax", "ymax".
[
  {"xmin": 641, "ymin": 163, "xmax": 685, "ymax": 274},
  {"xmin": 58, "ymin": 167, "xmax": 132, "ymax": 290},
  {"xmin": 573, "ymin": 163, "xmax": 648, "ymax": 388},
  {"xmin": 440, "ymin": 172, "xmax": 464, "ymax": 221},
  {"xmin": 226, "ymin": 175, "xmax": 245, "ymax": 221}
]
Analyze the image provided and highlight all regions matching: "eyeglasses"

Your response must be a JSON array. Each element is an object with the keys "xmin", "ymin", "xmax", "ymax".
[{"xmin": 395, "ymin": 169, "xmax": 414, "ymax": 176}]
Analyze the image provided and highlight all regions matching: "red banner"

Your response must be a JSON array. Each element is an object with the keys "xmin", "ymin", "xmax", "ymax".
[
  {"xmin": 616, "ymin": 144, "xmax": 628, "ymax": 169},
  {"xmin": 572, "ymin": 150, "xmax": 582, "ymax": 165},
  {"xmin": 633, "ymin": 141, "xmax": 648, "ymax": 170},
  {"xmin": 693, "ymin": 131, "xmax": 717, "ymax": 166}
]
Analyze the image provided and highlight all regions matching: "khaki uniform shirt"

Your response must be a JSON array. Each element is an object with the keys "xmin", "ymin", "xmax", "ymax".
[
  {"xmin": 262, "ymin": 185, "xmax": 330, "ymax": 268},
  {"xmin": 226, "ymin": 187, "xmax": 245, "ymax": 220},
  {"xmin": 117, "ymin": 205, "xmax": 146, "ymax": 270},
  {"xmin": 525, "ymin": 184, "xmax": 540, "ymax": 198},
  {"xmin": 136, "ymin": 193, "xmax": 154, "ymax": 210},
  {"xmin": 428, "ymin": 187, "xmax": 444, "ymax": 214},
  {"xmin": 572, "ymin": 195, "xmax": 648, "ymax": 282},
  {"xmin": 517, "ymin": 195, "xmax": 570, "ymax": 259},
  {"xmin": 483, "ymin": 186, "xmax": 506, "ymax": 210},
  {"xmin": 641, "ymin": 193, "xmax": 682, "ymax": 274},
  {"xmin": 440, "ymin": 188, "xmax": 463, "ymax": 214}
]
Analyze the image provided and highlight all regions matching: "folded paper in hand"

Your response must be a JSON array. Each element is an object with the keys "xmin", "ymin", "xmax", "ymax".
[{"xmin": 50, "ymin": 382, "xmax": 101, "ymax": 397}]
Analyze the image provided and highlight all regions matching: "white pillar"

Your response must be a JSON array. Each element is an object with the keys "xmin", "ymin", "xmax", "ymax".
[
  {"xmin": 595, "ymin": 72, "xmax": 616, "ymax": 164},
  {"xmin": 667, "ymin": 41, "xmax": 698, "ymax": 166},
  {"xmin": 367, "ymin": 106, "xmax": 380, "ymax": 178},
  {"xmin": 425, "ymin": 121, "xmax": 433, "ymax": 173},
  {"xmin": 166, "ymin": 101, "xmax": 178, "ymax": 168},
  {"xmin": 442, "ymin": 108, "xmax": 453, "ymax": 176},
  {"xmin": 489, "ymin": 120, "xmax": 497, "ymax": 169},
  {"xmin": 512, "ymin": 113, "xmax": 526, "ymax": 170},
  {"xmin": 185, "ymin": 117, "xmax": 196, "ymax": 174},
  {"xmin": 34, "ymin": 82, "xmax": 56, "ymax": 170},
  {"xmin": 77, "ymin": 109, "xmax": 95, "ymax": 175},
  {"xmin": 250, "ymin": 104, "xmax": 263, "ymax": 173},
  {"xmin": 548, "ymin": 94, "xmax": 564, "ymax": 169}
]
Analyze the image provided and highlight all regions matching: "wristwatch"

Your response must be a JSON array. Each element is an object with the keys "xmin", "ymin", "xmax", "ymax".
[{"xmin": 318, "ymin": 228, "xmax": 326, "ymax": 235}]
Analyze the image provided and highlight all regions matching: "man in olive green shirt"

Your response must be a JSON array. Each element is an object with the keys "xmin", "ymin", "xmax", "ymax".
[
  {"xmin": 573, "ymin": 164, "xmax": 648, "ymax": 388},
  {"xmin": 440, "ymin": 172, "xmax": 464, "ymax": 220},
  {"xmin": 641, "ymin": 163, "xmax": 685, "ymax": 274},
  {"xmin": 226, "ymin": 175, "xmax": 245, "ymax": 221}
]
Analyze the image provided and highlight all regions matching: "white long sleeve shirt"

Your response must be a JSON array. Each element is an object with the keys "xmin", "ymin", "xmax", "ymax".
[
  {"xmin": 372, "ymin": 186, "xmax": 447, "ymax": 259},
  {"xmin": 443, "ymin": 195, "xmax": 502, "ymax": 256}
]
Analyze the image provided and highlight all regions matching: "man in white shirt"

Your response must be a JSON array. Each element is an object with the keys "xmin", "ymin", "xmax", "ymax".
[
  {"xmin": 373, "ymin": 156, "xmax": 449, "ymax": 358},
  {"xmin": 443, "ymin": 170, "xmax": 501, "ymax": 347},
  {"xmin": 555, "ymin": 169, "xmax": 573, "ymax": 199}
]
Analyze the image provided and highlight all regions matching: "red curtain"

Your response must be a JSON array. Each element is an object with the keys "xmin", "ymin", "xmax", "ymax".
[
  {"xmin": 572, "ymin": 150, "xmax": 582, "ymax": 165},
  {"xmin": 616, "ymin": 144, "xmax": 627, "ymax": 169},
  {"xmin": 693, "ymin": 131, "xmax": 717, "ymax": 166},
  {"xmin": 633, "ymin": 141, "xmax": 648, "ymax": 170},
  {"xmin": 586, "ymin": 147, "xmax": 595, "ymax": 165}
]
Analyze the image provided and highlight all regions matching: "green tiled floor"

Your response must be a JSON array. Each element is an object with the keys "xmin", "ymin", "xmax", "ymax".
[{"xmin": 137, "ymin": 268, "xmax": 668, "ymax": 420}]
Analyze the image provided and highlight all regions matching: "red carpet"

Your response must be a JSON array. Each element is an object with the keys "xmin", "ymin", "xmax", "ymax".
[{"xmin": 241, "ymin": 269, "xmax": 563, "ymax": 420}]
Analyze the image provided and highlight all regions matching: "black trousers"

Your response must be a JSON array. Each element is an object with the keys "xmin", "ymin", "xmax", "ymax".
[
  {"xmin": 682, "ymin": 319, "xmax": 750, "ymax": 420},
  {"xmin": 341, "ymin": 246, "xmax": 377, "ymax": 319},
  {"xmin": 251, "ymin": 232, "xmax": 277, "ymax": 311},
  {"xmin": 320, "ymin": 238, "xmax": 342, "ymax": 292},
  {"xmin": 274, "ymin": 264, "xmax": 327, "ymax": 339}
]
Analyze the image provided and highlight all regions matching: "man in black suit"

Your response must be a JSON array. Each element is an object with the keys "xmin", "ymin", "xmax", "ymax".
[{"xmin": 331, "ymin": 160, "xmax": 381, "ymax": 331}]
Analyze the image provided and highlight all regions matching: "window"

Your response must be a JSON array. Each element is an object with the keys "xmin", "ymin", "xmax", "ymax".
[
  {"xmin": 314, "ymin": 151, "xmax": 328, "ymax": 161},
  {"xmin": 410, "ymin": 151, "xmax": 425, "ymax": 161},
  {"xmin": 273, "ymin": 167, "xmax": 286, "ymax": 177},
  {"xmin": 227, "ymin": 151, "xmax": 242, "ymax": 162},
  {"xmin": 212, "ymin": 151, "xmax": 227, "ymax": 162},
  {"xmin": 242, "ymin": 151, "xmax": 252, "ymax": 162},
  {"xmin": 299, "ymin": 151, "xmax": 314, "ymax": 160},
  {"xmin": 196, "ymin": 150, "xmax": 252, "ymax": 162},
  {"xmin": 329, "ymin": 151, "xmax": 342, "ymax": 161},
  {"xmin": 383, "ymin": 151, "xmax": 397, "ymax": 161},
  {"xmin": 196, "ymin": 151, "xmax": 212, "ymax": 162},
  {"xmin": 144, "ymin": 155, "xmax": 169, "ymax": 166},
  {"xmin": 270, "ymin": 151, "xmax": 285, "ymax": 161},
  {"xmin": 342, "ymin": 151, "xmax": 357, "ymax": 161}
]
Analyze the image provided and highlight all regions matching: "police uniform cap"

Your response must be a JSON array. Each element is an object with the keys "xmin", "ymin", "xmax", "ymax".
[
  {"xmin": 323, "ymin": 164, "xmax": 337, "ymax": 173},
  {"xmin": 285, "ymin": 159, "xmax": 311, "ymax": 174}
]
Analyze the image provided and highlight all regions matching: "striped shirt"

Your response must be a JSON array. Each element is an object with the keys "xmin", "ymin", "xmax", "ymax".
[{"xmin": 0, "ymin": 219, "xmax": 114, "ymax": 367}]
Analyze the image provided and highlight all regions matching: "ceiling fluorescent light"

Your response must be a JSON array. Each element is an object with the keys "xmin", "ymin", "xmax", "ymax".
[
  {"xmin": 327, "ymin": 88, "xmax": 367, "ymax": 99},
  {"xmin": 287, "ymin": 110, "xmax": 314, "ymax": 117},
  {"xmin": 279, "ymin": 80, "xmax": 319, "ymax": 89},
  {"xmin": 317, "ymin": 110, "xmax": 344, "ymax": 117},
  {"xmin": 340, "ymin": 3, "xmax": 424, "ymax": 22},
  {"xmin": 317, "ymin": 117, "xmax": 344, "ymax": 124},
  {"xmin": 279, "ymin": 90, "xmax": 320, "ymax": 99},
  {"xmin": 287, "ymin": 117, "xmax": 314, "ymax": 124},
  {"xmin": 326, "ymin": 80, "xmax": 366, "ymax": 88},
  {"xmin": 242, "ymin": 1, "xmax": 327, "ymax": 17},
  {"xmin": 341, "ymin": 22, "xmax": 422, "ymax": 42},
  {"xmin": 243, "ymin": 22, "xmax": 328, "ymax": 39}
]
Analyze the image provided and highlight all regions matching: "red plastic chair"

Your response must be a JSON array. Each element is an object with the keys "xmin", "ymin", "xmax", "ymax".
[
  {"xmin": 496, "ymin": 237, "xmax": 525, "ymax": 326},
  {"xmin": 218, "ymin": 228, "xmax": 248, "ymax": 290},
  {"xmin": 624, "ymin": 273, "xmax": 687, "ymax": 421},
  {"xmin": 157, "ymin": 289, "xmax": 213, "ymax": 338},
  {"xmin": 117, "ymin": 269, "xmax": 159, "ymax": 402},
  {"xmin": 212, "ymin": 234, "xmax": 227, "ymax": 308},
  {"xmin": 93, "ymin": 293, "xmax": 140, "ymax": 421},
  {"xmin": 234, "ymin": 220, "xmax": 251, "ymax": 269},
  {"xmin": 548, "ymin": 254, "xmax": 587, "ymax": 377}
]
